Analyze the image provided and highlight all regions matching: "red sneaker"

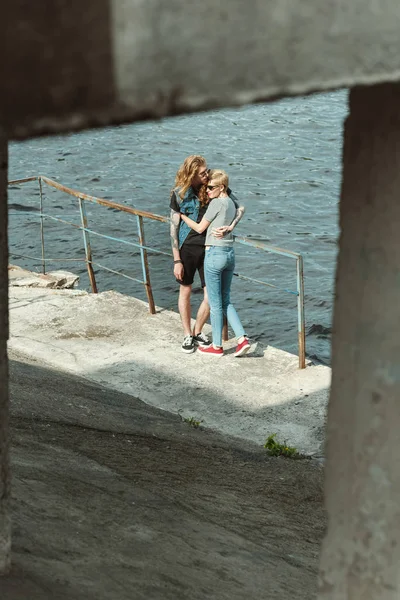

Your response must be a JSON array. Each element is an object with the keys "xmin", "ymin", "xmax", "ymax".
[
  {"xmin": 234, "ymin": 338, "xmax": 250, "ymax": 357},
  {"xmin": 198, "ymin": 345, "xmax": 223, "ymax": 357}
]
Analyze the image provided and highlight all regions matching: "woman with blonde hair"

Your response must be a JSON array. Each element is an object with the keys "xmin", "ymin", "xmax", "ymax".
[
  {"xmin": 170, "ymin": 157, "xmax": 245, "ymax": 354},
  {"xmin": 178, "ymin": 169, "xmax": 249, "ymax": 357}
]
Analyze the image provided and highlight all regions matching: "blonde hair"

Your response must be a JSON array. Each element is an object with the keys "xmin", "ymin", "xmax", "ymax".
[
  {"xmin": 173, "ymin": 155, "xmax": 208, "ymax": 206},
  {"xmin": 208, "ymin": 169, "xmax": 229, "ymax": 192}
]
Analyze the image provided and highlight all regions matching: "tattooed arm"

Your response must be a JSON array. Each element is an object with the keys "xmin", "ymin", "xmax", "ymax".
[
  {"xmin": 170, "ymin": 208, "xmax": 180, "ymax": 256},
  {"xmin": 228, "ymin": 204, "xmax": 246, "ymax": 230},
  {"xmin": 170, "ymin": 208, "xmax": 184, "ymax": 281}
]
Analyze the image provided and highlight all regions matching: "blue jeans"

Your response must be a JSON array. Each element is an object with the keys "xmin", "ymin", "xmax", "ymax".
[{"xmin": 204, "ymin": 246, "xmax": 246, "ymax": 347}]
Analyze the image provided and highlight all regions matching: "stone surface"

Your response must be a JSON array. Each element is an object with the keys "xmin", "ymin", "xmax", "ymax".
[
  {"xmin": 318, "ymin": 83, "xmax": 400, "ymax": 599},
  {"xmin": 8, "ymin": 266, "xmax": 79, "ymax": 289},
  {"xmin": 3, "ymin": 354, "xmax": 325, "ymax": 600},
  {"xmin": 8, "ymin": 283, "xmax": 330, "ymax": 456}
]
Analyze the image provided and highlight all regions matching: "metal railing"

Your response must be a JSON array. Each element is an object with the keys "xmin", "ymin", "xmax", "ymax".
[
  {"xmin": 233, "ymin": 235, "xmax": 306, "ymax": 369},
  {"xmin": 8, "ymin": 175, "xmax": 306, "ymax": 368}
]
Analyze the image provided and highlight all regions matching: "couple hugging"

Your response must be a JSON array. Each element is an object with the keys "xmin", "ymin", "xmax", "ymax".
[{"xmin": 170, "ymin": 155, "xmax": 249, "ymax": 358}]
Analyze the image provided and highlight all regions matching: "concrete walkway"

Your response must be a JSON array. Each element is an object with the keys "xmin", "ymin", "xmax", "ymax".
[
  {"xmin": 6, "ymin": 356, "xmax": 325, "ymax": 600},
  {"xmin": 8, "ymin": 268, "xmax": 331, "ymax": 455}
]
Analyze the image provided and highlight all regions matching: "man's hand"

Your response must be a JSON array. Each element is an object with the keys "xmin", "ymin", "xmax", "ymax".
[
  {"xmin": 174, "ymin": 262, "xmax": 184, "ymax": 281},
  {"xmin": 213, "ymin": 225, "xmax": 232, "ymax": 238}
]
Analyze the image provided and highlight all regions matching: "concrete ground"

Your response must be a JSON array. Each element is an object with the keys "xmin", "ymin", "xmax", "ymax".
[
  {"xmin": 8, "ymin": 269, "xmax": 331, "ymax": 456},
  {"xmin": 3, "ymin": 353, "xmax": 326, "ymax": 600},
  {"xmin": 2, "ymin": 268, "xmax": 330, "ymax": 599}
]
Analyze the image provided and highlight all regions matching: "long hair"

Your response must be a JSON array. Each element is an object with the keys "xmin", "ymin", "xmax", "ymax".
[{"xmin": 173, "ymin": 155, "xmax": 209, "ymax": 206}]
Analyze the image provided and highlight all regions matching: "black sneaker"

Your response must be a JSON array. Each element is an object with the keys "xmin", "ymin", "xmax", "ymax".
[
  {"xmin": 193, "ymin": 332, "xmax": 211, "ymax": 347},
  {"xmin": 181, "ymin": 335, "xmax": 195, "ymax": 354}
]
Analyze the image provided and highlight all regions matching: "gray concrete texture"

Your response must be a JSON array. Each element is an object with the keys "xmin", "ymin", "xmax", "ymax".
[
  {"xmin": 318, "ymin": 84, "xmax": 400, "ymax": 599},
  {"xmin": 8, "ymin": 265, "xmax": 79, "ymax": 289},
  {"xmin": 8, "ymin": 276, "xmax": 330, "ymax": 457},
  {"xmin": 3, "ymin": 353, "xmax": 325, "ymax": 600},
  {"xmin": 3, "ymin": 1, "xmax": 400, "ymax": 138}
]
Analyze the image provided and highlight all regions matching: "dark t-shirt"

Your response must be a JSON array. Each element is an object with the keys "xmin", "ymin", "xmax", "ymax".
[{"xmin": 170, "ymin": 190, "xmax": 207, "ymax": 246}]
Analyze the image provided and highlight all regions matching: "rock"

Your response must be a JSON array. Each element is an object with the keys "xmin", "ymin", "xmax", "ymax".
[
  {"xmin": 307, "ymin": 324, "xmax": 332, "ymax": 336},
  {"xmin": 47, "ymin": 271, "xmax": 80, "ymax": 289},
  {"xmin": 8, "ymin": 265, "xmax": 79, "ymax": 289}
]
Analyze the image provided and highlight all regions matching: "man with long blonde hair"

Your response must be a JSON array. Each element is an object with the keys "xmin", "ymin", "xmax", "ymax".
[{"xmin": 170, "ymin": 155, "xmax": 244, "ymax": 353}]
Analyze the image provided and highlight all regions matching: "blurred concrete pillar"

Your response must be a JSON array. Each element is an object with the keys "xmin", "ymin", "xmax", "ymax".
[
  {"xmin": 0, "ymin": 131, "xmax": 10, "ymax": 574},
  {"xmin": 319, "ymin": 83, "xmax": 400, "ymax": 599}
]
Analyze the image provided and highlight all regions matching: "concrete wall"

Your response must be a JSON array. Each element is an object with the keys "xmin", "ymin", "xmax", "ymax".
[
  {"xmin": 318, "ymin": 83, "xmax": 400, "ymax": 599},
  {"xmin": 0, "ymin": 132, "xmax": 10, "ymax": 574},
  {"xmin": 3, "ymin": 1, "xmax": 400, "ymax": 139},
  {"xmin": 2, "ymin": 1, "xmax": 400, "ymax": 592}
]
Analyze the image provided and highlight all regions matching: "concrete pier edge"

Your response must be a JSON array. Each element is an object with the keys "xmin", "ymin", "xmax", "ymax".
[{"xmin": 8, "ymin": 268, "xmax": 331, "ymax": 457}]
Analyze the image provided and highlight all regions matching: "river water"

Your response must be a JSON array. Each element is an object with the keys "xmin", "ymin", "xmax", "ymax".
[{"xmin": 8, "ymin": 90, "xmax": 348, "ymax": 364}]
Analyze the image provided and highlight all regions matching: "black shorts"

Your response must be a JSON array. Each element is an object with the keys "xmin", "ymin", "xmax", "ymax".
[{"xmin": 177, "ymin": 243, "xmax": 206, "ymax": 287}]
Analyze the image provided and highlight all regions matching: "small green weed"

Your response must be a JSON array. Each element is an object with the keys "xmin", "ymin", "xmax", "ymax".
[
  {"xmin": 264, "ymin": 433, "xmax": 299, "ymax": 458},
  {"xmin": 184, "ymin": 416, "xmax": 203, "ymax": 429}
]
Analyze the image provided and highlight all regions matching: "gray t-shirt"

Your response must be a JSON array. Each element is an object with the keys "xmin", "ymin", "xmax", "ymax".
[{"xmin": 204, "ymin": 196, "xmax": 236, "ymax": 246}]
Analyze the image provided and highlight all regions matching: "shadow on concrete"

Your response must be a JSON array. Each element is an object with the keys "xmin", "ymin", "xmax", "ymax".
[
  {"xmin": 3, "ymin": 356, "xmax": 326, "ymax": 600},
  {"xmin": 62, "ymin": 345, "xmax": 328, "ymax": 457}
]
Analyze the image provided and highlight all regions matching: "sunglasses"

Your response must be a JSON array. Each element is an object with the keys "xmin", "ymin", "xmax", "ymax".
[{"xmin": 207, "ymin": 184, "xmax": 220, "ymax": 191}]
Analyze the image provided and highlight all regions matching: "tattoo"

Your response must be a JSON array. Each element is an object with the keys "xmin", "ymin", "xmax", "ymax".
[
  {"xmin": 170, "ymin": 209, "xmax": 180, "ymax": 251},
  {"xmin": 227, "ymin": 191, "xmax": 245, "ymax": 231},
  {"xmin": 230, "ymin": 205, "xmax": 245, "ymax": 230}
]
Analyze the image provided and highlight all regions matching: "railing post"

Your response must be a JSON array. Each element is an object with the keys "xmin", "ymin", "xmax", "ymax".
[
  {"xmin": 39, "ymin": 177, "xmax": 46, "ymax": 274},
  {"xmin": 136, "ymin": 215, "xmax": 156, "ymax": 314},
  {"xmin": 78, "ymin": 198, "xmax": 98, "ymax": 294},
  {"xmin": 296, "ymin": 255, "xmax": 306, "ymax": 369}
]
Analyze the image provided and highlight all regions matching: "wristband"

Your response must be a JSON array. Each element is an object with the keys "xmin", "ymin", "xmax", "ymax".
[{"xmin": 174, "ymin": 260, "xmax": 183, "ymax": 265}]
